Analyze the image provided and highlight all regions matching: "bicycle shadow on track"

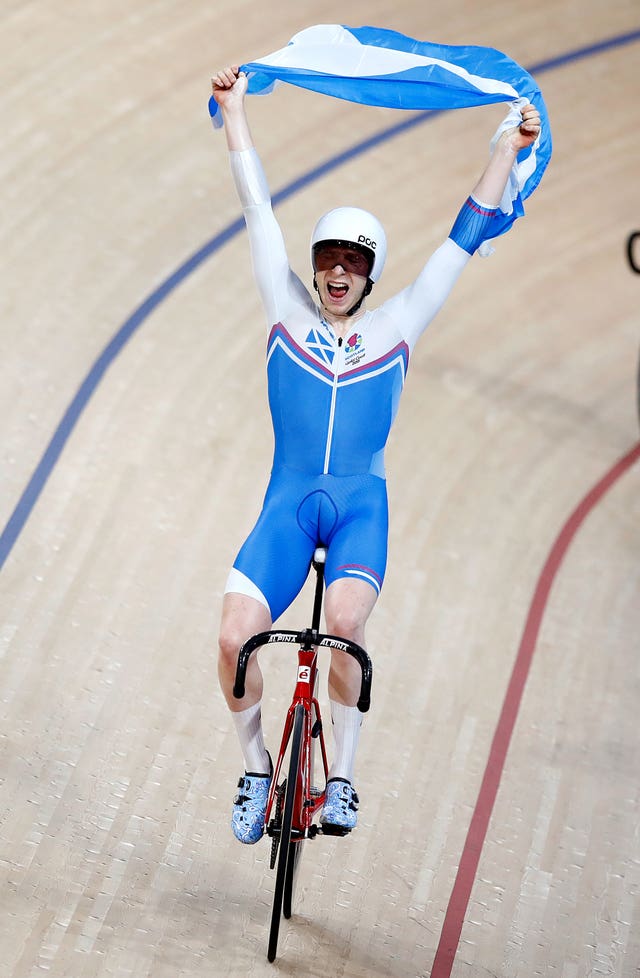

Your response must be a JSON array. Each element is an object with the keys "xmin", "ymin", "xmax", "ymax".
[
  {"xmin": 192, "ymin": 815, "xmax": 431, "ymax": 976},
  {"xmin": 267, "ymin": 915, "xmax": 428, "ymax": 978},
  {"xmin": 194, "ymin": 856, "xmax": 426, "ymax": 977}
]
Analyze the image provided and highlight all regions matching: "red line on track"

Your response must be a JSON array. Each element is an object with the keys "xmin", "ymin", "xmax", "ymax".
[{"xmin": 430, "ymin": 441, "xmax": 640, "ymax": 978}]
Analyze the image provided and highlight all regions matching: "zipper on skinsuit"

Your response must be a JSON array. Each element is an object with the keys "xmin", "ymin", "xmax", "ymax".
[{"xmin": 322, "ymin": 333, "xmax": 343, "ymax": 474}]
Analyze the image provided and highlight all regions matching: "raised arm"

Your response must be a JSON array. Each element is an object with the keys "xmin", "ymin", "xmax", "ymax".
[
  {"xmin": 448, "ymin": 103, "xmax": 542, "ymax": 255},
  {"xmin": 470, "ymin": 103, "xmax": 541, "ymax": 206},
  {"xmin": 210, "ymin": 68, "xmax": 311, "ymax": 326},
  {"xmin": 211, "ymin": 66, "xmax": 253, "ymax": 151},
  {"xmin": 383, "ymin": 103, "xmax": 543, "ymax": 352}
]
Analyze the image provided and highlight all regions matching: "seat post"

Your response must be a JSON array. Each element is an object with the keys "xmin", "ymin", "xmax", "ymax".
[{"xmin": 311, "ymin": 548, "xmax": 327, "ymax": 632}]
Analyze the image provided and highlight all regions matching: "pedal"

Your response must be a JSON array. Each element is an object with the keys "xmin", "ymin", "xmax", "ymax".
[{"xmin": 319, "ymin": 823, "xmax": 351, "ymax": 838}]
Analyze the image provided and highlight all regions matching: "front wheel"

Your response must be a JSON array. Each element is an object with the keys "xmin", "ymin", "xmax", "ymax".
[
  {"xmin": 267, "ymin": 703, "xmax": 304, "ymax": 962},
  {"xmin": 283, "ymin": 830, "xmax": 303, "ymax": 919},
  {"xmin": 284, "ymin": 692, "xmax": 320, "ymax": 919}
]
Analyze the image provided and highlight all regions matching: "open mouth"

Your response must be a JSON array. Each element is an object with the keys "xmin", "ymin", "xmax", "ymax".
[{"xmin": 327, "ymin": 282, "xmax": 349, "ymax": 300}]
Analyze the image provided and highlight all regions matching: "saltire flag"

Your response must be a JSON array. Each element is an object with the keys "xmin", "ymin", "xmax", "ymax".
[{"xmin": 209, "ymin": 24, "xmax": 552, "ymax": 245}]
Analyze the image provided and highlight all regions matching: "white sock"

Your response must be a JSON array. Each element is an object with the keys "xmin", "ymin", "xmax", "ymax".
[
  {"xmin": 232, "ymin": 702, "xmax": 270, "ymax": 775},
  {"xmin": 328, "ymin": 700, "xmax": 362, "ymax": 783}
]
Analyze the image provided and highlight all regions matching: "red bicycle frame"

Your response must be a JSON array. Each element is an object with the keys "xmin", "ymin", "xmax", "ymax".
[{"xmin": 264, "ymin": 640, "xmax": 329, "ymax": 837}]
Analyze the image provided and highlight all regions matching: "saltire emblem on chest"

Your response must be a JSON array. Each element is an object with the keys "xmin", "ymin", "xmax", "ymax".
[
  {"xmin": 267, "ymin": 324, "xmax": 335, "ymax": 383},
  {"xmin": 305, "ymin": 327, "xmax": 335, "ymax": 365}
]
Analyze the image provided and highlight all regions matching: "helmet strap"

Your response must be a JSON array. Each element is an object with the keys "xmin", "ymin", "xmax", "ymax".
[{"xmin": 346, "ymin": 278, "xmax": 373, "ymax": 317}]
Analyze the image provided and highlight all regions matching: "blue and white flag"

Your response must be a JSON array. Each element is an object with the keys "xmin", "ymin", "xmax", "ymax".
[{"xmin": 209, "ymin": 24, "xmax": 552, "ymax": 244}]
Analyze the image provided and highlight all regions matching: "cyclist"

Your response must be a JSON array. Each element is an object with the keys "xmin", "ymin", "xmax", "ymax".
[{"xmin": 211, "ymin": 65, "xmax": 541, "ymax": 843}]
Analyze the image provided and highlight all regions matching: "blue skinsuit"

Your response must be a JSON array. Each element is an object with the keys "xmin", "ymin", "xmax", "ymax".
[{"xmin": 225, "ymin": 148, "xmax": 490, "ymax": 621}]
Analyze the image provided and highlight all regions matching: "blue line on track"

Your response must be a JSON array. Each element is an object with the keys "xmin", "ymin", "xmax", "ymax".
[{"xmin": 1, "ymin": 27, "xmax": 639, "ymax": 570}]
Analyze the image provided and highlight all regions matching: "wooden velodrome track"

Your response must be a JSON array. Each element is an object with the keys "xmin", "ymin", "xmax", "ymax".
[{"xmin": 2, "ymin": 2, "xmax": 639, "ymax": 975}]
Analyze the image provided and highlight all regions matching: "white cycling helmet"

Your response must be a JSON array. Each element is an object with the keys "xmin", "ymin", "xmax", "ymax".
[{"xmin": 311, "ymin": 206, "xmax": 387, "ymax": 283}]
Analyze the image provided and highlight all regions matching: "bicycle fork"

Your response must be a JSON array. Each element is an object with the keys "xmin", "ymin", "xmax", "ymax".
[{"xmin": 265, "ymin": 645, "xmax": 329, "ymax": 845}]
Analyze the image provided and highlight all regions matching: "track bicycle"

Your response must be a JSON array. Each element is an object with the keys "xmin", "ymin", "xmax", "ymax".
[{"xmin": 233, "ymin": 547, "xmax": 373, "ymax": 963}]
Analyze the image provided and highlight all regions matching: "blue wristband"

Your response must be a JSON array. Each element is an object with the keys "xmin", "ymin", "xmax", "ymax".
[{"xmin": 449, "ymin": 197, "xmax": 498, "ymax": 255}]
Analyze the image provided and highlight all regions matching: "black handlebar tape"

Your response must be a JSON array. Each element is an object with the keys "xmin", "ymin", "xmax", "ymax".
[{"xmin": 232, "ymin": 630, "xmax": 373, "ymax": 707}]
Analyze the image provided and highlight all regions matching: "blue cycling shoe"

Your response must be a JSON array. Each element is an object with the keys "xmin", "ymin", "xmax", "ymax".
[
  {"xmin": 231, "ymin": 768, "xmax": 271, "ymax": 844},
  {"xmin": 320, "ymin": 778, "xmax": 359, "ymax": 834}
]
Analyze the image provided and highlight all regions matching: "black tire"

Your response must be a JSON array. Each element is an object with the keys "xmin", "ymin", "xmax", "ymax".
[
  {"xmin": 283, "ymin": 692, "xmax": 319, "ymax": 919},
  {"xmin": 283, "ymin": 829, "xmax": 303, "ymax": 919},
  {"xmin": 267, "ymin": 703, "xmax": 304, "ymax": 962}
]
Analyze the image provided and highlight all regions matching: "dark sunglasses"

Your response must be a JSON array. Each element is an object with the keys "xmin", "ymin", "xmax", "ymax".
[{"xmin": 313, "ymin": 244, "xmax": 372, "ymax": 277}]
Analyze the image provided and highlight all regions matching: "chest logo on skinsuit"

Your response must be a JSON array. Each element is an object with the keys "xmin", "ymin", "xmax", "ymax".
[
  {"xmin": 344, "ymin": 332, "xmax": 365, "ymax": 367},
  {"xmin": 305, "ymin": 328, "xmax": 335, "ymax": 365}
]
